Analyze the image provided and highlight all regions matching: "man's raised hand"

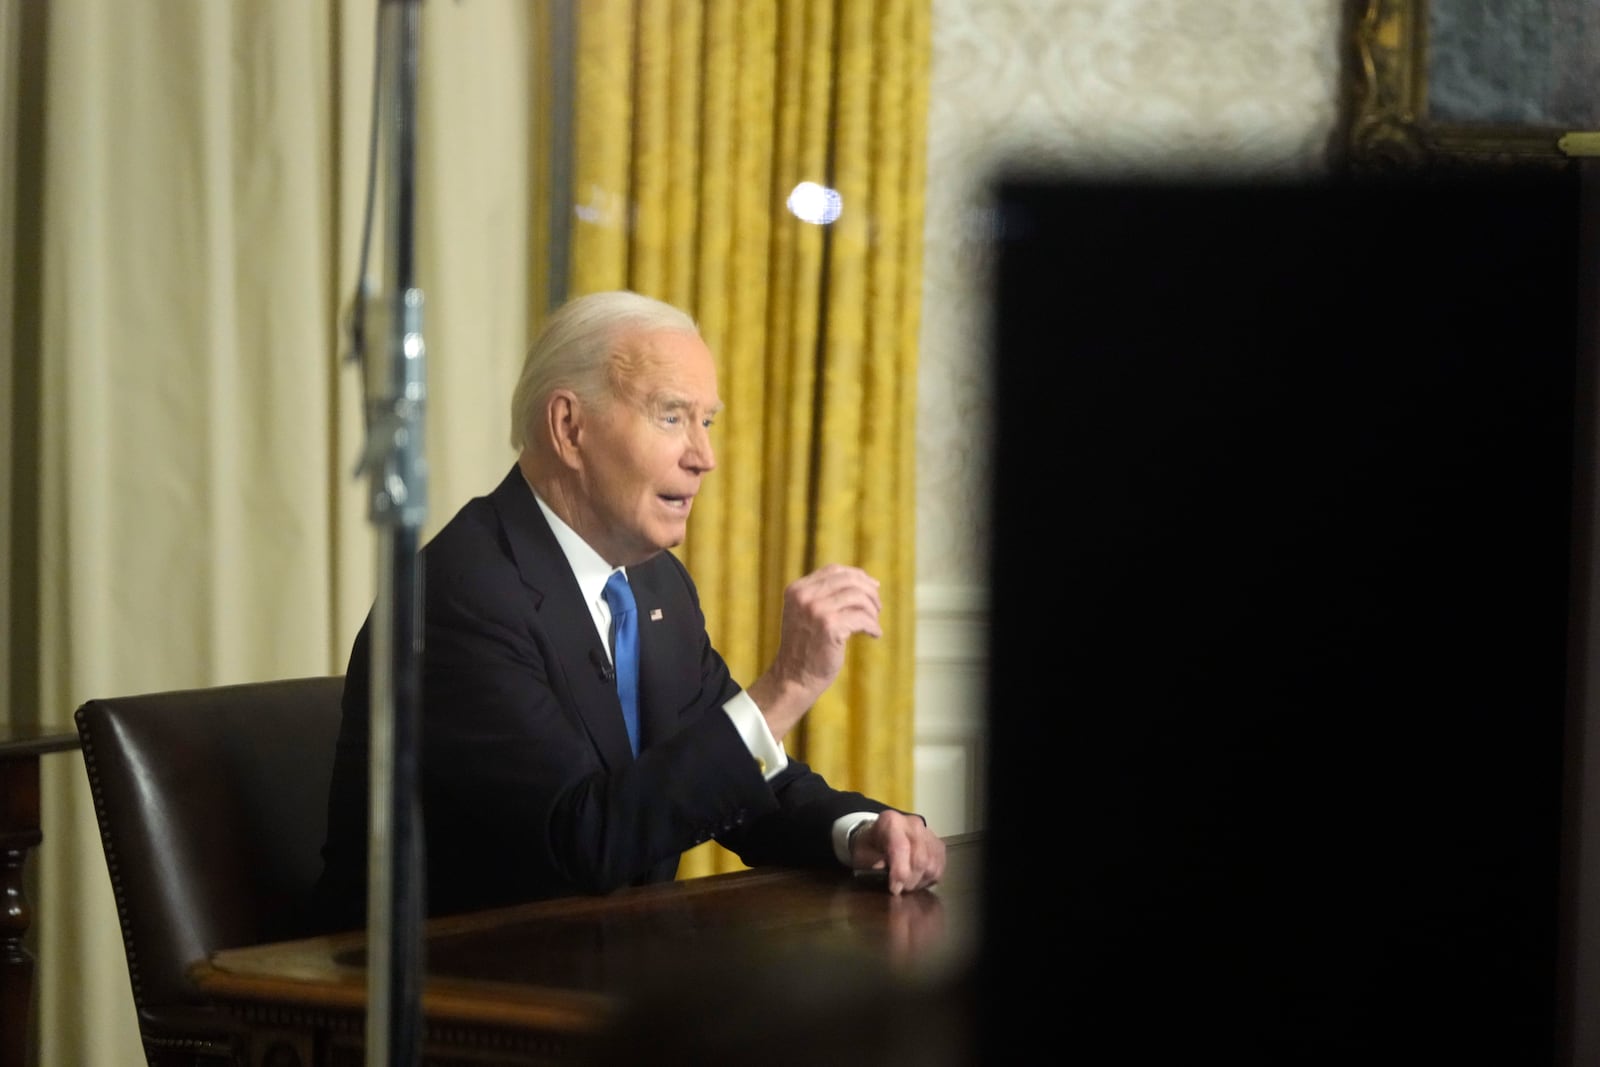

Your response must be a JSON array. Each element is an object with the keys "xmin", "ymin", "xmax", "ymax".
[{"xmin": 745, "ymin": 564, "xmax": 882, "ymax": 741}]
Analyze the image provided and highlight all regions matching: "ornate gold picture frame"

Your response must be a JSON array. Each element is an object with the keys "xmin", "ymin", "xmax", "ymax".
[{"xmin": 1341, "ymin": 0, "xmax": 1600, "ymax": 169}]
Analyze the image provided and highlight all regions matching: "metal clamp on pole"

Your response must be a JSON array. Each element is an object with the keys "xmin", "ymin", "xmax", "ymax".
[{"xmin": 352, "ymin": 1, "xmax": 427, "ymax": 1064}]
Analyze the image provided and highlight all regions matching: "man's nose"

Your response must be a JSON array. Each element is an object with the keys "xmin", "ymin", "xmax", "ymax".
[{"xmin": 685, "ymin": 425, "xmax": 716, "ymax": 473}]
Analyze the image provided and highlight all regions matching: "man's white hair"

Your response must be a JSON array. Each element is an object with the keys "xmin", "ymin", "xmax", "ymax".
[{"xmin": 509, "ymin": 290, "xmax": 699, "ymax": 451}]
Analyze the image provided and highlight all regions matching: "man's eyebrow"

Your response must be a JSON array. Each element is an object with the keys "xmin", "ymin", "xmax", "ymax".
[{"xmin": 650, "ymin": 392, "xmax": 724, "ymax": 416}]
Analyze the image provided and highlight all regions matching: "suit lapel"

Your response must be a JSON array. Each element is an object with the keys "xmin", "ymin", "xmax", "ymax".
[
  {"xmin": 487, "ymin": 467, "xmax": 635, "ymax": 770},
  {"xmin": 627, "ymin": 561, "xmax": 678, "ymax": 751}
]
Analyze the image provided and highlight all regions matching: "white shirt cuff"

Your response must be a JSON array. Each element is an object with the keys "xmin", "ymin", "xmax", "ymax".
[
  {"xmin": 832, "ymin": 813, "xmax": 878, "ymax": 867},
  {"xmin": 722, "ymin": 690, "xmax": 787, "ymax": 780}
]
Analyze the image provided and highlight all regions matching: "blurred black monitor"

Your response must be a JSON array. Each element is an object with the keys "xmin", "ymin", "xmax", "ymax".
[{"xmin": 982, "ymin": 165, "xmax": 1599, "ymax": 1062}]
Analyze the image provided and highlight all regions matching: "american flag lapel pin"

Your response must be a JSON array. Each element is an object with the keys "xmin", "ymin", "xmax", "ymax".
[{"xmin": 650, "ymin": 608, "xmax": 663, "ymax": 621}]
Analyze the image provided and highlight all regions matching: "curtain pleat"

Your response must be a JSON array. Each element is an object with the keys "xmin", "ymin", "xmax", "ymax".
[
  {"xmin": 694, "ymin": 2, "xmax": 778, "ymax": 701},
  {"xmin": 892, "ymin": 1, "xmax": 932, "ymax": 805},
  {"xmin": 761, "ymin": 0, "xmax": 831, "ymax": 667},
  {"xmin": 415, "ymin": 0, "xmax": 540, "ymax": 518},
  {"xmin": 571, "ymin": 0, "xmax": 635, "ymax": 291}
]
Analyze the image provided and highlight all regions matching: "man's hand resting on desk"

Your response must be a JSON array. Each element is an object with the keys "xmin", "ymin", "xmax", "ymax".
[{"xmin": 849, "ymin": 810, "xmax": 945, "ymax": 895}]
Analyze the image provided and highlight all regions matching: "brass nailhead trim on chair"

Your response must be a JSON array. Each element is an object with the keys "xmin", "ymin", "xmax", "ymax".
[{"xmin": 74, "ymin": 713, "xmax": 150, "ymax": 1011}]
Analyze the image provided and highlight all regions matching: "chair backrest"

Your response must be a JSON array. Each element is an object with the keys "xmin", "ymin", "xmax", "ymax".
[{"xmin": 75, "ymin": 675, "xmax": 344, "ymax": 1059}]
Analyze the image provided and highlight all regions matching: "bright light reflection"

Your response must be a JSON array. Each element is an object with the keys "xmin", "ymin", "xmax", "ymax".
[{"xmin": 786, "ymin": 181, "xmax": 843, "ymax": 225}]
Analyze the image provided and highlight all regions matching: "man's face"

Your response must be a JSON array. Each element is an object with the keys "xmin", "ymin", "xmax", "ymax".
[{"xmin": 574, "ymin": 328, "xmax": 721, "ymax": 566}]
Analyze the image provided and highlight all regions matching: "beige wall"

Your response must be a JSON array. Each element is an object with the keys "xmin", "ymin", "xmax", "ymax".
[
  {"xmin": 912, "ymin": 0, "xmax": 1346, "ymax": 835},
  {"xmin": 918, "ymin": 0, "xmax": 1343, "ymax": 589}
]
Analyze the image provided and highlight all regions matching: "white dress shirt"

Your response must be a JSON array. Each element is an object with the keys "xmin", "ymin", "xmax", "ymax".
[{"xmin": 527, "ymin": 486, "xmax": 879, "ymax": 865}]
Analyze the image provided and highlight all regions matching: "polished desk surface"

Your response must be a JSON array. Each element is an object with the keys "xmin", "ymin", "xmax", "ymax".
[{"xmin": 193, "ymin": 832, "xmax": 981, "ymax": 1063}]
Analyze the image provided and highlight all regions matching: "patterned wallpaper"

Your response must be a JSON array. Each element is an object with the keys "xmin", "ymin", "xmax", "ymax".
[{"xmin": 916, "ymin": 0, "xmax": 1345, "ymax": 587}]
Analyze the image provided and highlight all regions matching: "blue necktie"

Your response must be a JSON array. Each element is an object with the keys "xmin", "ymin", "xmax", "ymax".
[{"xmin": 602, "ymin": 571, "xmax": 641, "ymax": 756}]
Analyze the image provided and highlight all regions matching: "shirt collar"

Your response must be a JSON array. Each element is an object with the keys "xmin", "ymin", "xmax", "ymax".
[{"xmin": 527, "ymin": 482, "xmax": 625, "ymax": 612}]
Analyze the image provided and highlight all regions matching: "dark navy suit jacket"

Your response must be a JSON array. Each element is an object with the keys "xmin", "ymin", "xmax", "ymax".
[{"xmin": 313, "ymin": 466, "xmax": 885, "ymax": 926}]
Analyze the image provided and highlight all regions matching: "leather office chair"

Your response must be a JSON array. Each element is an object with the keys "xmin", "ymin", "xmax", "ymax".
[{"xmin": 75, "ymin": 675, "xmax": 345, "ymax": 1065}]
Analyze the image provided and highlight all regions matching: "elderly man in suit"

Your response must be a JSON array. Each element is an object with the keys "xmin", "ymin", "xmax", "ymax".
[{"xmin": 314, "ymin": 290, "xmax": 945, "ymax": 924}]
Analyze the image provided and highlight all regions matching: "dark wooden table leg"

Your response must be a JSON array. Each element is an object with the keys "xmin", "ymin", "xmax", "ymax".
[{"xmin": 0, "ymin": 753, "xmax": 42, "ymax": 1067}]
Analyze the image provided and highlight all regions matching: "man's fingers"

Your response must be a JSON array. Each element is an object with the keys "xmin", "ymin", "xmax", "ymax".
[
  {"xmin": 868, "ymin": 811, "xmax": 944, "ymax": 896},
  {"xmin": 789, "ymin": 565, "xmax": 883, "ymax": 613},
  {"xmin": 825, "ymin": 607, "xmax": 882, "ymax": 642},
  {"xmin": 790, "ymin": 562, "xmax": 874, "ymax": 588},
  {"xmin": 887, "ymin": 842, "xmax": 934, "ymax": 895},
  {"xmin": 778, "ymin": 566, "xmax": 885, "ymax": 677},
  {"xmin": 765, "ymin": 564, "xmax": 887, "ymax": 712},
  {"xmin": 790, "ymin": 572, "xmax": 883, "ymax": 643},
  {"xmin": 806, "ymin": 562, "xmax": 880, "ymax": 586}
]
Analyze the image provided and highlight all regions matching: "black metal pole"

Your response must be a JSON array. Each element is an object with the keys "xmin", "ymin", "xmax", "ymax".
[{"xmin": 364, "ymin": 2, "xmax": 427, "ymax": 1064}]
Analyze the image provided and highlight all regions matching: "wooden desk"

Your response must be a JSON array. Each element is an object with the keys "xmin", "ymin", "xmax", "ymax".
[
  {"xmin": 193, "ymin": 833, "xmax": 981, "ymax": 1067},
  {"xmin": 0, "ymin": 727, "xmax": 81, "ymax": 1067}
]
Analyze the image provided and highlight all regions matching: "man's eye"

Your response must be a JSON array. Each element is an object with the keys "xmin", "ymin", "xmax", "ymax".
[
  {"xmin": 702, "ymin": 419, "xmax": 715, "ymax": 429},
  {"xmin": 660, "ymin": 413, "xmax": 681, "ymax": 426}
]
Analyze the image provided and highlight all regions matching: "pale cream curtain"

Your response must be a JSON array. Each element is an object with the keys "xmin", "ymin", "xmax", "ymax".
[
  {"xmin": 568, "ymin": 0, "xmax": 931, "ymax": 878},
  {"xmin": 1, "ymin": 2, "xmax": 541, "ymax": 1062}
]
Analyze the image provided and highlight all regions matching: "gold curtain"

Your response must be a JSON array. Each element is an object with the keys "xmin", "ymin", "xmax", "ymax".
[
  {"xmin": 2, "ymin": 2, "xmax": 542, "ymax": 1062},
  {"xmin": 568, "ymin": 0, "xmax": 931, "ymax": 878}
]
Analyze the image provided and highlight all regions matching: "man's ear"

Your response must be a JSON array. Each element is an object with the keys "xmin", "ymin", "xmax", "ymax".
[{"xmin": 547, "ymin": 389, "xmax": 584, "ymax": 471}]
